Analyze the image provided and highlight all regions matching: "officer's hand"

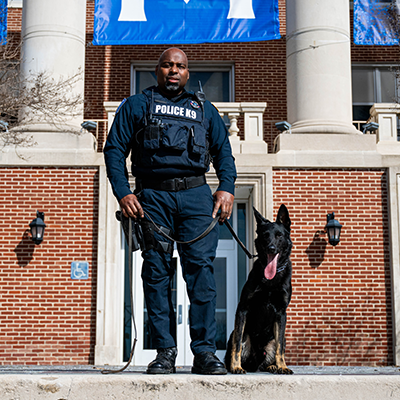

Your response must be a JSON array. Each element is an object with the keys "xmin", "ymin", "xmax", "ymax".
[
  {"xmin": 212, "ymin": 190, "xmax": 234, "ymax": 222},
  {"xmin": 119, "ymin": 194, "xmax": 144, "ymax": 219}
]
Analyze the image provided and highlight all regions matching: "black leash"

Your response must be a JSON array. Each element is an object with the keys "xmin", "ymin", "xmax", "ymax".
[
  {"xmin": 143, "ymin": 210, "xmax": 220, "ymax": 245},
  {"xmin": 223, "ymin": 218, "xmax": 257, "ymax": 259},
  {"xmin": 144, "ymin": 210, "xmax": 257, "ymax": 259}
]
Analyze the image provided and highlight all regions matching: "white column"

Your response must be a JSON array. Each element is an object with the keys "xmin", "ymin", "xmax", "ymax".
[
  {"xmin": 286, "ymin": 0, "xmax": 359, "ymax": 134},
  {"xmin": 21, "ymin": 0, "xmax": 86, "ymax": 132},
  {"xmin": 95, "ymin": 166, "xmax": 124, "ymax": 366}
]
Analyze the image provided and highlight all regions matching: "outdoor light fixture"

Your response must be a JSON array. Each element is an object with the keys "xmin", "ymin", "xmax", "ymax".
[
  {"xmin": 362, "ymin": 121, "xmax": 379, "ymax": 134},
  {"xmin": 81, "ymin": 120, "xmax": 97, "ymax": 132},
  {"xmin": 275, "ymin": 121, "xmax": 292, "ymax": 133},
  {"xmin": 325, "ymin": 212, "xmax": 342, "ymax": 246},
  {"xmin": 29, "ymin": 211, "xmax": 46, "ymax": 245}
]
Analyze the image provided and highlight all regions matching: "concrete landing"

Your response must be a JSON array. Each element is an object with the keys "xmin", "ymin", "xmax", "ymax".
[{"xmin": 1, "ymin": 366, "xmax": 400, "ymax": 400}]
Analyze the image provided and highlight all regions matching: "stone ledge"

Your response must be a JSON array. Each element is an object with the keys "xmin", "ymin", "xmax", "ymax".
[
  {"xmin": 0, "ymin": 366, "xmax": 399, "ymax": 400},
  {"xmin": 274, "ymin": 133, "xmax": 377, "ymax": 153}
]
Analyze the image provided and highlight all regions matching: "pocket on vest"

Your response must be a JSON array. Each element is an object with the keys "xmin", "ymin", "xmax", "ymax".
[
  {"xmin": 161, "ymin": 124, "xmax": 188, "ymax": 151},
  {"xmin": 190, "ymin": 125, "xmax": 207, "ymax": 155},
  {"xmin": 143, "ymin": 125, "xmax": 161, "ymax": 150}
]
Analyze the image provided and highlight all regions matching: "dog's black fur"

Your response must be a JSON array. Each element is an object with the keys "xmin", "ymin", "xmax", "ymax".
[{"xmin": 225, "ymin": 204, "xmax": 293, "ymax": 374}]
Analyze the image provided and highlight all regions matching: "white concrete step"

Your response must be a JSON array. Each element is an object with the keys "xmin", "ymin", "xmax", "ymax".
[{"xmin": 1, "ymin": 366, "xmax": 399, "ymax": 400}]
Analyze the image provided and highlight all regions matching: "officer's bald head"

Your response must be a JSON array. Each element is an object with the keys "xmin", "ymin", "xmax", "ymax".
[
  {"xmin": 157, "ymin": 48, "xmax": 188, "ymax": 67},
  {"xmin": 156, "ymin": 48, "xmax": 190, "ymax": 98}
]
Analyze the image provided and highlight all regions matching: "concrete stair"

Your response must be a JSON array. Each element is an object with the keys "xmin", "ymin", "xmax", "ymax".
[{"xmin": 1, "ymin": 366, "xmax": 399, "ymax": 400}]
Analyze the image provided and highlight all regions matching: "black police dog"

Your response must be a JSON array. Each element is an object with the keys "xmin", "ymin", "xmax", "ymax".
[{"xmin": 225, "ymin": 204, "xmax": 293, "ymax": 374}]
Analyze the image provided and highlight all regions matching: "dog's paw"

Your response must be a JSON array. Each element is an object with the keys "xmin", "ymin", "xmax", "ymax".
[
  {"xmin": 277, "ymin": 367, "xmax": 293, "ymax": 375},
  {"xmin": 264, "ymin": 365, "xmax": 293, "ymax": 374},
  {"xmin": 230, "ymin": 367, "xmax": 246, "ymax": 374},
  {"xmin": 265, "ymin": 365, "xmax": 278, "ymax": 374}
]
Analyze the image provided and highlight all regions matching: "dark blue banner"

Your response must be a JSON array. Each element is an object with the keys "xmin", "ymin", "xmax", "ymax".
[
  {"xmin": 354, "ymin": 0, "xmax": 399, "ymax": 45},
  {"xmin": 93, "ymin": 0, "xmax": 280, "ymax": 45},
  {"xmin": 0, "ymin": 0, "xmax": 7, "ymax": 45}
]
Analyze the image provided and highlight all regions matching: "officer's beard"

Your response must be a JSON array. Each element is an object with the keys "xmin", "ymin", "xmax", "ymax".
[{"xmin": 165, "ymin": 82, "xmax": 180, "ymax": 93}]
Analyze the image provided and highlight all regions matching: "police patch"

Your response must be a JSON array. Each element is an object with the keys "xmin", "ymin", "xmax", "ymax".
[
  {"xmin": 190, "ymin": 100, "xmax": 200, "ymax": 109},
  {"xmin": 115, "ymin": 98, "xmax": 127, "ymax": 114}
]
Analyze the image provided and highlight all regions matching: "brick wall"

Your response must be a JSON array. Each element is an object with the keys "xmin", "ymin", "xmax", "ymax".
[
  {"xmin": 0, "ymin": 167, "xmax": 99, "ymax": 365},
  {"xmin": 7, "ymin": 6, "xmax": 21, "ymax": 32},
  {"xmin": 273, "ymin": 168, "xmax": 392, "ymax": 366}
]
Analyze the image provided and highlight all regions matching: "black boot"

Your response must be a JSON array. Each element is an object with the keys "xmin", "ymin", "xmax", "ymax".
[
  {"xmin": 192, "ymin": 351, "xmax": 227, "ymax": 375},
  {"xmin": 146, "ymin": 347, "xmax": 177, "ymax": 374}
]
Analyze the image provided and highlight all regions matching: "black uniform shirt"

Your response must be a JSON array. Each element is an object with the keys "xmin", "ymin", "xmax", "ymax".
[{"xmin": 104, "ymin": 86, "xmax": 237, "ymax": 202}]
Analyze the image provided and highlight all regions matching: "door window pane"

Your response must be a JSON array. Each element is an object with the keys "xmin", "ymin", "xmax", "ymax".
[
  {"xmin": 214, "ymin": 257, "xmax": 227, "ymax": 350},
  {"xmin": 218, "ymin": 221, "xmax": 232, "ymax": 240},
  {"xmin": 237, "ymin": 203, "xmax": 247, "ymax": 295},
  {"xmin": 123, "ymin": 240, "xmax": 132, "ymax": 361}
]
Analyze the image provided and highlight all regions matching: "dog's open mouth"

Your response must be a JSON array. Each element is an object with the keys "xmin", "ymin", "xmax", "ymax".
[{"xmin": 265, "ymin": 254, "xmax": 279, "ymax": 280}]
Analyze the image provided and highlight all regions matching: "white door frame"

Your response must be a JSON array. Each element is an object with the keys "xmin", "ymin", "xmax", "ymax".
[{"xmin": 95, "ymin": 169, "xmax": 271, "ymax": 365}]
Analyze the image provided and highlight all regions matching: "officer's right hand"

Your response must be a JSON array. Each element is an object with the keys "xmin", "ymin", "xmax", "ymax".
[{"xmin": 119, "ymin": 194, "xmax": 144, "ymax": 219}]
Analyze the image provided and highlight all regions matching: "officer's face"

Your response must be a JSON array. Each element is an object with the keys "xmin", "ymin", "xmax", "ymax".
[{"xmin": 156, "ymin": 48, "xmax": 189, "ymax": 97}]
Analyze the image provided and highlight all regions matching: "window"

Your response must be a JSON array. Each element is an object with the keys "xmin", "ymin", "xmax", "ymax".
[
  {"xmin": 131, "ymin": 62, "xmax": 234, "ymax": 102},
  {"xmin": 352, "ymin": 65, "xmax": 398, "ymax": 121}
]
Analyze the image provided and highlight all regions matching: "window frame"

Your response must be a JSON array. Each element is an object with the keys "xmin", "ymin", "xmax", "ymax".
[
  {"xmin": 130, "ymin": 61, "xmax": 235, "ymax": 102},
  {"xmin": 352, "ymin": 63, "xmax": 399, "ymax": 106}
]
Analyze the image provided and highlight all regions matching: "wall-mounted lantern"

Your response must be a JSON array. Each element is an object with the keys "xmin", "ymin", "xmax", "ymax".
[
  {"xmin": 325, "ymin": 212, "xmax": 342, "ymax": 246},
  {"xmin": 29, "ymin": 211, "xmax": 46, "ymax": 245}
]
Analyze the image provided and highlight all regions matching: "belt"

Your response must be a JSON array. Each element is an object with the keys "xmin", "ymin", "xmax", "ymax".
[{"xmin": 136, "ymin": 175, "xmax": 206, "ymax": 192}]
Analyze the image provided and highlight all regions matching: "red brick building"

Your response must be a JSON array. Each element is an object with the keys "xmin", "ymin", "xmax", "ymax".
[{"xmin": 0, "ymin": 0, "xmax": 398, "ymax": 367}]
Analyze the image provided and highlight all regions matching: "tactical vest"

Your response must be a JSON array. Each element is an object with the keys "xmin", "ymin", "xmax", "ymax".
[{"xmin": 134, "ymin": 89, "xmax": 211, "ymax": 171}]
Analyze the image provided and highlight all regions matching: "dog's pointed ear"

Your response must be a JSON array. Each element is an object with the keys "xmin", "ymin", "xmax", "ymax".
[
  {"xmin": 253, "ymin": 207, "xmax": 266, "ymax": 225},
  {"xmin": 276, "ymin": 204, "xmax": 291, "ymax": 232}
]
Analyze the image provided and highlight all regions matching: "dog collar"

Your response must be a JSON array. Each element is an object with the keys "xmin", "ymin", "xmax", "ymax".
[{"xmin": 276, "ymin": 261, "xmax": 289, "ymax": 274}]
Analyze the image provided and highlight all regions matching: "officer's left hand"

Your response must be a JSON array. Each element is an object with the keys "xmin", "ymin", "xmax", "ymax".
[{"xmin": 212, "ymin": 190, "xmax": 234, "ymax": 222}]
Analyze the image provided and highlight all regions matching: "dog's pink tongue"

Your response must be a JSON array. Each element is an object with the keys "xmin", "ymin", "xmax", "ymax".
[{"xmin": 265, "ymin": 254, "xmax": 279, "ymax": 280}]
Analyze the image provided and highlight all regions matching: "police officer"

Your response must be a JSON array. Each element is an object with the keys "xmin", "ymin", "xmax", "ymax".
[{"xmin": 104, "ymin": 48, "xmax": 236, "ymax": 375}]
